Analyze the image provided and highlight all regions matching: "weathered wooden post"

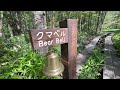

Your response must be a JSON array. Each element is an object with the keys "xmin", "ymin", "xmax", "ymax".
[
  {"xmin": 59, "ymin": 19, "xmax": 78, "ymax": 79},
  {"xmin": 30, "ymin": 19, "xmax": 78, "ymax": 79}
]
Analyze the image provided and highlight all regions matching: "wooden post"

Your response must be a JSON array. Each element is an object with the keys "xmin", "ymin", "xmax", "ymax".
[
  {"xmin": 59, "ymin": 19, "xmax": 78, "ymax": 79},
  {"xmin": 30, "ymin": 19, "xmax": 78, "ymax": 79}
]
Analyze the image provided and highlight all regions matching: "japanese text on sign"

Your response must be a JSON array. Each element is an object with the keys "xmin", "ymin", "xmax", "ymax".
[{"xmin": 30, "ymin": 28, "xmax": 68, "ymax": 50}]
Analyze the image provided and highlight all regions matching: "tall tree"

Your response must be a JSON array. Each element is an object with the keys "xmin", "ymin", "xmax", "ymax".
[
  {"xmin": 0, "ymin": 11, "xmax": 3, "ymax": 37},
  {"xmin": 33, "ymin": 11, "xmax": 47, "ymax": 54},
  {"xmin": 95, "ymin": 11, "xmax": 101, "ymax": 35},
  {"xmin": 33, "ymin": 11, "xmax": 47, "ymax": 29},
  {"xmin": 3, "ymin": 11, "xmax": 22, "ymax": 36},
  {"xmin": 99, "ymin": 11, "xmax": 107, "ymax": 33}
]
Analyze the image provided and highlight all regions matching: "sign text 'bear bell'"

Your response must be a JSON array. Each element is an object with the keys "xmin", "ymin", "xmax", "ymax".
[{"xmin": 43, "ymin": 52, "xmax": 64, "ymax": 77}]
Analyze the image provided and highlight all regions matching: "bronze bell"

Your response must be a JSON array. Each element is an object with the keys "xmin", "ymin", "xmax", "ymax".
[{"xmin": 43, "ymin": 53, "xmax": 64, "ymax": 77}]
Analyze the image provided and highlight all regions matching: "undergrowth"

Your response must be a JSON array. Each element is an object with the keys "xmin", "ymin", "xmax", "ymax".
[
  {"xmin": 0, "ymin": 35, "xmax": 60, "ymax": 79},
  {"xmin": 112, "ymin": 31, "xmax": 120, "ymax": 55},
  {"xmin": 78, "ymin": 48, "xmax": 105, "ymax": 79},
  {"xmin": 77, "ymin": 32, "xmax": 95, "ymax": 53}
]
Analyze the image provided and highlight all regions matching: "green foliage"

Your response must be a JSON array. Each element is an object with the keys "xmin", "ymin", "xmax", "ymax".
[
  {"xmin": 0, "ymin": 50, "xmax": 45, "ymax": 79},
  {"xmin": 52, "ymin": 45, "xmax": 61, "ymax": 58},
  {"xmin": 78, "ymin": 48, "xmax": 105, "ymax": 79},
  {"xmin": 103, "ymin": 11, "xmax": 120, "ymax": 30},
  {"xmin": 103, "ymin": 29, "xmax": 120, "ymax": 32},
  {"xmin": 2, "ymin": 11, "xmax": 33, "ymax": 39},
  {"xmin": 77, "ymin": 31, "xmax": 95, "ymax": 53},
  {"xmin": 0, "ymin": 35, "xmax": 60, "ymax": 79},
  {"xmin": 112, "ymin": 31, "xmax": 120, "ymax": 55}
]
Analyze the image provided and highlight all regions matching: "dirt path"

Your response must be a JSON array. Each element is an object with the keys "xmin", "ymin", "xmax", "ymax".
[
  {"xmin": 103, "ymin": 33, "xmax": 120, "ymax": 79},
  {"xmin": 76, "ymin": 36, "xmax": 101, "ymax": 77}
]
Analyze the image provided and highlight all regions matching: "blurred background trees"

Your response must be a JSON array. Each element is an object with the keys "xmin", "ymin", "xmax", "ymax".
[
  {"xmin": 1, "ymin": 11, "xmax": 108, "ymax": 53},
  {"xmin": 0, "ymin": 11, "xmax": 109, "ymax": 41}
]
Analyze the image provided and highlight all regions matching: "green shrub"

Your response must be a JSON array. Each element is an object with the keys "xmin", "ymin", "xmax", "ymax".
[
  {"xmin": 112, "ymin": 31, "xmax": 120, "ymax": 54},
  {"xmin": 2, "ymin": 51, "xmax": 46, "ymax": 79},
  {"xmin": 0, "ymin": 35, "xmax": 61, "ymax": 79},
  {"xmin": 78, "ymin": 48, "xmax": 105, "ymax": 79}
]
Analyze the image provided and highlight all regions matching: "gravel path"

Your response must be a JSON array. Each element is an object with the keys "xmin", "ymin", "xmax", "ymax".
[
  {"xmin": 103, "ymin": 33, "xmax": 120, "ymax": 79},
  {"xmin": 76, "ymin": 36, "xmax": 101, "ymax": 77}
]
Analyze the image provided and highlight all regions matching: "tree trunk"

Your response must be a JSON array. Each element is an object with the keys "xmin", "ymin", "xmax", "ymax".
[
  {"xmin": 8, "ymin": 24, "xmax": 13, "ymax": 38},
  {"xmin": 21, "ymin": 11, "xmax": 26, "ymax": 33},
  {"xmin": 52, "ymin": 11, "xmax": 55, "ymax": 28},
  {"xmin": 43, "ymin": 11, "xmax": 47, "ymax": 29},
  {"xmin": 5, "ymin": 11, "xmax": 22, "ymax": 36},
  {"xmin": 99, "ymin": 11, "xmax": 107, "ymax": 33},
  {"xmin": 79, "ymin": 14, "xmax": 82, "ymax": 32},
  {"xmin": 81, "ymin": 13, "xmax": 83, "ymax": 31},
  {"xmin": 0, "ymin": 11, "xmax": 3, "ymax": 37},
  {"xmin": 89, "ymin": 12, "xmax": 92, "ymax": 34},
  {"xmin": 82, "ymin": 12, "xmax": 86, "ymax": 31},
  {"xmin": 95, "ymin": 11, "xmax": 101, "ymax": 35},
  {"xmin": 33, "ymin": 11, "xmax": 48, "ymax": 55},
  {"xmin": 33, "ymin": 11, "xmax": 47, "ymax": 29},
  {"xmin": 87, "ymin": 12, "xmax": 91, "ymax": 33}
]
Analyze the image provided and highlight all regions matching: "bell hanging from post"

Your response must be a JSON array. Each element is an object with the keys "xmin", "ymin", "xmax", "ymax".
[{"xmin": 43, "ymin": 52, "xmax": 64, "ymax": 77}]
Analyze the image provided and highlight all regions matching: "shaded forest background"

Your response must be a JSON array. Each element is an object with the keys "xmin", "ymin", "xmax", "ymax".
[{"xmin": 0, "ymin": 11, "xmax": 108, "ymax": 52}]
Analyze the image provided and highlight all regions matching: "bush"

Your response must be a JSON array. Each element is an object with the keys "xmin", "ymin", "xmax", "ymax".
[
  {"xmin": 0, "ymin": 35, "xmax": 60, "ymax": 79},
  {"xmin": 0, "ymin": 50, "xmax": 46, "ymax": 79},
  {"xmin": 112, "ymin": 31, "xmax": 120, "ymax": 55},
  {"xmin": 78, "ymin": 48, "xmax": 105, "ymax": 79}
]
